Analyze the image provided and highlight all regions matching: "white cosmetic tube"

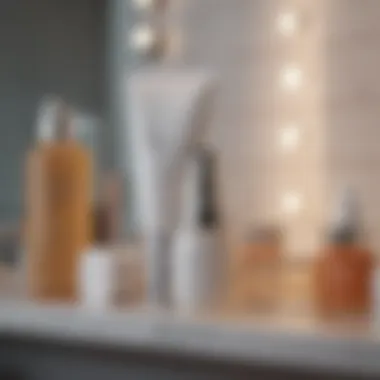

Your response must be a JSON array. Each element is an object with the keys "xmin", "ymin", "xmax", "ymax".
[{"xmin": 128, "ymin": 69, "xmax": 216, "ymax": 307}]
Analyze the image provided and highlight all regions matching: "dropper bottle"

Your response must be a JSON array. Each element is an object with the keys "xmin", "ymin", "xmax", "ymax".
[{"xmin": 314, "ymin": 188, "xmax": 374, "ymax": 318}]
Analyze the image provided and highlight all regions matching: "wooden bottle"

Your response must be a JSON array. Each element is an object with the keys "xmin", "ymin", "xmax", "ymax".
[{"xmin": 25, "ymin": 97, "xmax": 92, "ymax": 302}]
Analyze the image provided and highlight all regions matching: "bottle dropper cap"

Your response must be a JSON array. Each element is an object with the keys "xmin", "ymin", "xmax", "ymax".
[{"xmin": 328, "ymin": 187, "xmax": 360, "ymax": 244}]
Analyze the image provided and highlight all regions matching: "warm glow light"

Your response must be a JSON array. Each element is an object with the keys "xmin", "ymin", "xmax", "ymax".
[
  {"xmin": 277, "ymin": 11, "xmax": 298, "ymax": 36},
  {"xmin": 281, "ymin": 65, "xmax": 303, "ymax": 91},
  {"xmin": 282, "ymin": 193, "xmax": 302, "ymax": 215},
  {"xmin": 132, "ymin": 0, "xmax": 155, "ymax": 10},
  {"xmin": 129, "ymin": 24, "xmax": 156, "ymax": 54},
  {"xmin": 279, "ymin": 125, "xmax": 300, "ymax": 152}
]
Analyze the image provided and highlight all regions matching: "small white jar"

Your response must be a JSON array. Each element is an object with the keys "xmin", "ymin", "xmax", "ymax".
[{"xmin": 78, "ymin": 246, "xmax": 117, "ymax": 310}]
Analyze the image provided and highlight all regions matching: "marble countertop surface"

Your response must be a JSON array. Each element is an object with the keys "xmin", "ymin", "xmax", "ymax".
[{"xmin": 0, "ymin": 299, "xmax": 380, "ymax": 376}]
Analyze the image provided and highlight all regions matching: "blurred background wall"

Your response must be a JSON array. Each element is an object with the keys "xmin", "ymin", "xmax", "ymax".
[
  {"xmin": 326, "ymin": 0, "xmax": 380, "ymax": 254},
  {"xmin": 178, "ymin": 0, "xmax": 380, "ymax": 258},
  {"xmin": 1, "ymin": 0, "xmax": 380, "ymax": 258},
  {"xmin": 0, "ymin": 0, "xmax": 107, "ymax": 222},
  {"xmin": 177, "ymin": 0, "xmax": 326, "ymax": 258}
]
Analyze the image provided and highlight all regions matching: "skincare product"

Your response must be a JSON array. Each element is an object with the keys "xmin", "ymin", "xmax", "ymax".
[
  {"xmin": 25, "ymin": 96, "xmax": 92, "ymax": 301},
  {"xmin": 128, "ymin": 69, "xmax": 216, "ymax": 307},
  {"xmin": 314, "ymin": 188, "xmax": 374, "ymax": 317},
  {"xmin": 172, "ymin": 148, "xmax": 224, "ymax": 313},
  {"xmin": 232, "ymin": 226, "xmax": 282, "ymax": 312},
  {"xmin": 79, "ymin": 175, "xmax": 125, "ymax": 309}
]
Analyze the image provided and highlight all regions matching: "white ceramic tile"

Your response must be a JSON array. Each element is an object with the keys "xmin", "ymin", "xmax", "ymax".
[{"xmin": 176, "ymin": 0, "xmax": 380, "ymax": 254}]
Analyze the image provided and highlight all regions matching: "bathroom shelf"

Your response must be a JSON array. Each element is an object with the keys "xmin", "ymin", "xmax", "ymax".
[{"xmin": 0, "ymin": 299, "xmax": 379, "ymax": 378}]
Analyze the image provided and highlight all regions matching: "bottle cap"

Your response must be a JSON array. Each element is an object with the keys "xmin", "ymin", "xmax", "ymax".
[{"xmin": 36, "ymin": 95, "xmax": 73, "ymax": 141}]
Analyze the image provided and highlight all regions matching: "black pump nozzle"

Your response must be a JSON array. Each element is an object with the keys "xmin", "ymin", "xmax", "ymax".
[{"xmin": 195, "ymin": 148, "xmax": 219, "ymax": 229}]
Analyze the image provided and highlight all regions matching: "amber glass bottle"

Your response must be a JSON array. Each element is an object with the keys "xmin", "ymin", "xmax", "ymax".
[
  {"xmin": 232, "ymin": 226, "xmax": 282, "ymax": 311},
  {"xmin": 25, "ymin": 97, "xmax": 92, "ymax": 301},
  {"xmin": 314, "ymin": 226, "xmax": 373, "ymax": 318}
]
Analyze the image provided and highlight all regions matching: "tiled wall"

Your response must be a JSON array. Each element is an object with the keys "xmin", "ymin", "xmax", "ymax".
[
  {"xmin": 178, "ymin": 0, "xmax": 279, "ymax": 253},
  {"xmin": 175, "ymin": 0, "xmax": 327, "ymax": 257},
  {"xmin": 167, "ymin": 0, "xmax": 380, "ymax": 257},
  {"xmin": 326, "ymin": 0, "xmax": 380, "ymax": 254},
  {"xmin": 0, "ymin": 0, "xmax": 106, "ymax": 222}
]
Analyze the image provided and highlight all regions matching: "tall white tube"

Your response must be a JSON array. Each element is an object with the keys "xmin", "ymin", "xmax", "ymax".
[
  {"xmin": 172, "ymin": 148, "xmax": 224, "ymax": 313},
  {"xmin": 128, "ymin": 69, "xmax": 216, "ymax": 307}
]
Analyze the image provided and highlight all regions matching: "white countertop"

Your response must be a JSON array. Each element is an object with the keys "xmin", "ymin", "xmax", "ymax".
[{"xmin": 0, "ymin": 300, "xmax": 380, "ymax": 376}]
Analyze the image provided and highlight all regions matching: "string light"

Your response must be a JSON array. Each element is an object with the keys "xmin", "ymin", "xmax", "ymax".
[
  {"xmin": 282, "ymin": 193, "xmax": 303, "ymax": 215},
  {"xmin": 279, "ymin": 125, "xmax": 300, "ymax": 152},
  {"xmin": 281, "ymin": 65, "xmax": 303, "ymax": 91},
  {"xmin": 277, "ymin": 11, "xmax": 299, "ymax": 37},
  {"xmin": 131, "ymin": 0, "xmax": 155, "ymax": 10},
  {"xmin": 129, "ymin": 24, "xmax": 156, "ymax": 54}
]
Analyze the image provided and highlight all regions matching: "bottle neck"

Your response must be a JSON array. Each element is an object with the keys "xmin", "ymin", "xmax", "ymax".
[
  {"xmin": 36, "ymin": 96, "xmax": 74, "ymax": 142},
  {"xmin": 327, "ymin": 225, "xmax": 359, "ymax": 247}
]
